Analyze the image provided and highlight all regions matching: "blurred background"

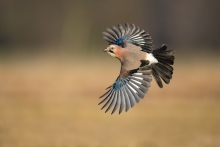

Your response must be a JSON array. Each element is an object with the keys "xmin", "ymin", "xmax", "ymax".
[{"xmin": 0, "ymin": 0, "xmax": 220, "ymax": 147}]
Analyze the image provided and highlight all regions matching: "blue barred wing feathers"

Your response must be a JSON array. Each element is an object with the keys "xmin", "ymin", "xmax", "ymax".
[
  {"xmin": 103, "ymin": 23, "xmax": 153, "ymax": 53},
  {"xmin": 99, "ymin": 65, "xmax": 152, "ymax": 114}
]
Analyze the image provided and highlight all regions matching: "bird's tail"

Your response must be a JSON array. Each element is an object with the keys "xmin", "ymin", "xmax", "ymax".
[{"xmin": 151, "ymin": 44, "xmax": 175, "ymax": 88}]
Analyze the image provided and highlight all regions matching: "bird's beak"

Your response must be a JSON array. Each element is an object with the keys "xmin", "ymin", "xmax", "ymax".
[{"xmin": 104, "ymin": 49, "xmax": 107, "ymax": 52}]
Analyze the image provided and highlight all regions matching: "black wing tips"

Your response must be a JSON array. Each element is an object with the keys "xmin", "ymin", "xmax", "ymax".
[
  {"xmin": 102, "ymin": 23, "xmax": 153, "ymax": 52},
  {"xmin": 99, "ymin": 65, "xmax": 152, "ymax": 114},
  {"xmin": 152, "ymin": 45, "xmax": 175, "ymax": 88}
]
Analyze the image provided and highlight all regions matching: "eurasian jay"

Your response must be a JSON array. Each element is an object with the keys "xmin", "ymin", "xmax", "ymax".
[{"xmin": 99, "ymin": 23, "xmax": 175, "ymax": 114}]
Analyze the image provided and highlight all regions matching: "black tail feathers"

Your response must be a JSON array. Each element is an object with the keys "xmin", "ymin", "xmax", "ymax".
[{"xmin": 151, "ymin": 44, "xmax": 175, "ymax": 88}]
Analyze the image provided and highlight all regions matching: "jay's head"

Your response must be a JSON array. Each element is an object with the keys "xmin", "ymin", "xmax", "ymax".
[{"xmin": 104, "ymin": 45, "xmax": 121, "ymax": 58}]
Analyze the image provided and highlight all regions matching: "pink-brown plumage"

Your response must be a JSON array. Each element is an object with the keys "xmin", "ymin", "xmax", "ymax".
[{"xmin": 100, "ymin": 24, "xmax": 175, "ymax": 114}]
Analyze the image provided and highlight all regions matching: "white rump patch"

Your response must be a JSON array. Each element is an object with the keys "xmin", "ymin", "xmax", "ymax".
[{"xmin": 146, "ymin": 53, "xmax": 158, "ymax": 65}]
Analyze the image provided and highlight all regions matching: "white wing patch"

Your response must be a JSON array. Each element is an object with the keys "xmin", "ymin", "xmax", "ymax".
[
  {"xmin": 133, "ymin": 76, "xmax": 143, "ymax": 80},
  {"xmin": 131, "ymin": 79, "xmax": 142, "ymax": 85},
  {"xmin": 130, "ymin": 81, "xmax": 139, "ymax": 89},
  {"xmin": 127, "ymin": 84, "xmax": 137, "ymax": 93},
  {"xmin": 133, "ymin": 73, "xmax": 142, "ymax": 75}
]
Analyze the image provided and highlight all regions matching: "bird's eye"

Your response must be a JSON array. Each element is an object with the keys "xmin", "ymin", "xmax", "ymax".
[{"xmin": 109, "ymin": 47, "xmax": 114, "ymax": 53}]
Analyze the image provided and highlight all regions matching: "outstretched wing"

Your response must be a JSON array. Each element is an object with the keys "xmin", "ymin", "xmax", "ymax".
[
  {"xmin": 102, "ymin": 23, "xmax": 153, "ymax": 53},
  {"xmin": 99, "ymin": 65, "xmax": 152, "ymax": 114}
]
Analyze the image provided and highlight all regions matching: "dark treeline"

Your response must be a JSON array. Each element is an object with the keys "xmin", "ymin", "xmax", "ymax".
[{"xmin": 0, "ymin": 0, "xmax": 219, "ymax": 53}]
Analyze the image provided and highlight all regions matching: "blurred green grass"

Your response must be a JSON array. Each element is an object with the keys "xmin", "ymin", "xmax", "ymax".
[{"xmin": 0, "ymin": 53, "xmax": 219, "ymax": 147}]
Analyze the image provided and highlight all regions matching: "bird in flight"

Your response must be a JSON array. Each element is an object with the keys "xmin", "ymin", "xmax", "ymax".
[{"xmin": 99, "ymin": 23, "xmax": 175, "ymax": 114}]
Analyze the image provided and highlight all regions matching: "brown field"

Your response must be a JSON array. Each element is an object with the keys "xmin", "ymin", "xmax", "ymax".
[{"xmin": 0, "ymin": 54, "xmax": 220, "ymax": 147}]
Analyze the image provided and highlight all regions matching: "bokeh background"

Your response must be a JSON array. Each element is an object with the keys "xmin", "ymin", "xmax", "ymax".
[{"xmin": 0, "ymin": 1, "xmax": 220, "ymax": 147}]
